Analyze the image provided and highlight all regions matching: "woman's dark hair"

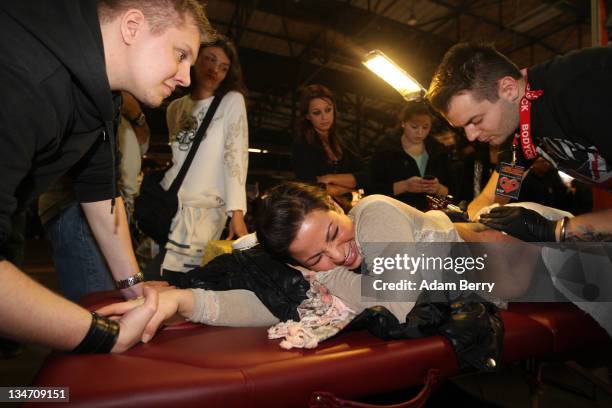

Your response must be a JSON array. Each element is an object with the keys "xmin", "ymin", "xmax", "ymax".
[
  {"xmin": 192, "ymin": 34, "xmax": 247, "ymax": 97},
  {"xmin": 297, "ymin": 84, "xmax": 345, "ymax": 161},
  {"xmin": 255, "ymin": 182, "xmax": 336, "ymax": 261},
  {"xmin": 397, "ymin": 99, "xmax": 433, "ymax": 124}
]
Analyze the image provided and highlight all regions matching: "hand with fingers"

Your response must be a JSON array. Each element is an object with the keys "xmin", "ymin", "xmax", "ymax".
[
  {"xmin": 98, "ymin": 288, "xmax": 194, "ymax": 345},
  {"xmin": 226, "ymin": 211, "xmax": 248, "ymax": 240},
  {"xmin": 107, "ymin": 286, "xmax": 159, "ymax": 352},
  {"xmin": 478, "ymin": 206, "xmax": 558, "ymax": 242},
  {"xmin": 421, "ymin": 177, "xmax": 440, "ymax": 195},
  {"xmin": 404, "ymin": 176, "xmax": 428, "ymax": 193}
]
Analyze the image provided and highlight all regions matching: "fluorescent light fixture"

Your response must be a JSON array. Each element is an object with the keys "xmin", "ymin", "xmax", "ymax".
[
  {"xmin": 362, "ymin": 49, "xmax": 425, "ymax": 100},
  {"xmin": 248, "ymin": 148, "xmax": 269, "ymax": 154}
]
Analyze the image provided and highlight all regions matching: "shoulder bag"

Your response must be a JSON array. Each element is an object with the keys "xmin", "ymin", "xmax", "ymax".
[{"xmin": 134, "ymin": 96, "xmax": 222, "ymax": 246}]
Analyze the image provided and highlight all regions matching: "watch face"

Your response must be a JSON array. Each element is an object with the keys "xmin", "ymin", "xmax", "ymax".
[
  {"xmin": 134, "ymin": 113, "xmax": 146, "ymax": 126},
  {"xmin": 117, "ymin": 271, "xmax": 144, "ymax": 288}
]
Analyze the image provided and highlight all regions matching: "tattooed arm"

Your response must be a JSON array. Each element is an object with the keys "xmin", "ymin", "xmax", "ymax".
[{"xmin": 564, "ymin": 209, "xmax": 612, "ymax": 242}]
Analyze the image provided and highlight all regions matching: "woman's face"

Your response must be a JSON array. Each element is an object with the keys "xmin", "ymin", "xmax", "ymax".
[
  {"xmin": 288, "ymin": 209, "xmax": 362, "ymax": 272},
  {"xmin": 401, "ymin": 114, "xmax": 432, "ymax": 145},
  {"xmin": 306, "ymin": 97, "xmax": 334, "ymax": 135},
  {"xmin": 194, "ymin": 46, "xmax": 230, "ymax": 93}
]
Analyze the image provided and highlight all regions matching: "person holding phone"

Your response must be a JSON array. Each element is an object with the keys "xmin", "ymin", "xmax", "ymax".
[{"xmin": 370, "ymin": 100, "xmax": 451, "ymax": 211}]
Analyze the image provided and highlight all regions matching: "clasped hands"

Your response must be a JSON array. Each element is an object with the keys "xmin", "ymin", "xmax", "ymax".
[
  {"xmin": 98, "ymin": 287, "xmax": 191, "ymax": 351},
  {"xmin": 99, "ymin": 280, "xmax": 181, "ymax": 352}
]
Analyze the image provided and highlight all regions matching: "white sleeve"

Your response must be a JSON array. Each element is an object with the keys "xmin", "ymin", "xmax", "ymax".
[{"xmin": 222, "ymin": 92, "xmax": 249, "ymax": 215}]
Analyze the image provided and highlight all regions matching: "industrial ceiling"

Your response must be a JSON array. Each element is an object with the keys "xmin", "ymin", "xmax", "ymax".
[{"xmin": 147, "ymin": 0, "xmax": 598, "ymax": 177}]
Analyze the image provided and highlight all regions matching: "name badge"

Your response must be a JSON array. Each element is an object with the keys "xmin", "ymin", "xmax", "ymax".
[{"xmin": 496, "ymin": 162, "xmax": 525, "ymax": 200}]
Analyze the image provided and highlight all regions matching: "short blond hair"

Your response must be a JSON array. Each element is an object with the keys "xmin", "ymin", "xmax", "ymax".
[{"xmin": 98, "ymin": 0, "xmax": 216, "ymax": 42}]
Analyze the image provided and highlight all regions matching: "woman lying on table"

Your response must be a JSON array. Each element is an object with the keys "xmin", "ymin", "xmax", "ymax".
[{"xmin": 99, "ymin": 182, "xmax": 549, "ymax": 346}]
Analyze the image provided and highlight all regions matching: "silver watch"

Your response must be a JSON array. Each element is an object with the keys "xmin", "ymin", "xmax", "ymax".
[{"xmin": 116, "ymin": 271, "xmax": 145, "ymax": 289}]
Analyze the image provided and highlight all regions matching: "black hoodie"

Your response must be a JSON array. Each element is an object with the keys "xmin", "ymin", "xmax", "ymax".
[{"xmin": 0, "ymin": 0, "xmax": 120, "ymax": 257}]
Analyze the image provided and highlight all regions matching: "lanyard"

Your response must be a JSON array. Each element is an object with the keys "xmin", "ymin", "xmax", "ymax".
[{"xmin": 512, "ymin": 78, "xmax": 543, "ymax": 162}]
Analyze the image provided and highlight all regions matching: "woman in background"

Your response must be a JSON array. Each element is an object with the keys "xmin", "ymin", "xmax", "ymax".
[
  {"xmin": 292, "ymin": 85, "xmax": 369, "ymax": 205},
  {"xmin": 160, "ymin": 35, "xmax": 249, "ymax": 277},
  {"xmin": 370, "ymin": 99, "xmax": 451, "ymax": 211}
]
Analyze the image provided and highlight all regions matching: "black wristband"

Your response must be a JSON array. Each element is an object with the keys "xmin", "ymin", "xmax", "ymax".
[{"xmin": 71, "ymin": 312, "xmax": 120, "ymax": 354}]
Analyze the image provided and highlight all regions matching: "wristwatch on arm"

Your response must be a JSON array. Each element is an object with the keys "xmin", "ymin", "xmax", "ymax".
[
  {"xmin": 128, "ymin": 112, "xmax": 147, "ymax": 127},
  {"xmin": 115, "ymin": 271, "xmax": 145, "ymax": 289}
]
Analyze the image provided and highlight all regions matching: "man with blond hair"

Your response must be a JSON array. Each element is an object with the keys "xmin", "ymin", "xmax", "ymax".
[{"xmin": 0, "ymin": 0, "xmax": 214, "ymax": 353}]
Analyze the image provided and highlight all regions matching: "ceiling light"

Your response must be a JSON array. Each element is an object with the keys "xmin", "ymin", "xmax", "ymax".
[
  {"xmin": 248, "ymin": 148, "xmax": 269, "ymax": 154},
  {"xmin": 407, "ymin": 0, "xmax": 418, "ymax": 26},
  {"xmin": 362, "ymin": 50, "xmax": 425, "ymax": 100}
]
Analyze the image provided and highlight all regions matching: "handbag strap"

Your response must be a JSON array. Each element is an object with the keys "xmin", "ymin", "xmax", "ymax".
[{"xmin": 168, "ymin": 95, "xmax": 222, "ymax": 194}]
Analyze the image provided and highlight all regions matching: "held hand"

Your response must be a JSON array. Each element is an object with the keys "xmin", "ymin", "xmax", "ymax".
[
  {"xmin": 108, "ymin": 286, "xmax": 158, "ymax": 353},
  {"xmin": 479, "ymin": 206, "xmax": 557, "ymax": 242},
  {"xmin": 98, "ymin": 289, "xmax": 187, "ymax": 345},
  {"xmin": 120, "ymin": 282, "xmax": 146, "ymax": 300}
]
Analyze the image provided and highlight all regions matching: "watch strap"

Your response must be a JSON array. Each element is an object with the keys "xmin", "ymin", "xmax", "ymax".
[
  {"xmin": 115, "ymin": 271, "xmax": 145, "ymax": 289},
  {"xmin": 129, "ymin": 112, "xmax": 146, "ymax": 127}
]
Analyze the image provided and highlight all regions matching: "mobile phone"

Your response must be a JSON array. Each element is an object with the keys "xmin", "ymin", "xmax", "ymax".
[{"xmin": 423, "ymin": 175, "xmax": 435, "ymax": 180}]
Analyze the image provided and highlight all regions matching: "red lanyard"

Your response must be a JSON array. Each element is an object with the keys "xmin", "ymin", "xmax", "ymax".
[{"xmin": 513, "ymin": 78, "xmax": 543, "ymax": 161}]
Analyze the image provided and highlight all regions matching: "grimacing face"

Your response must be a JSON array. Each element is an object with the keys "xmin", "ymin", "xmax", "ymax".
[
  {"xmin": 288, "ymin": 209, "xmax": 362, "ymax": 272},
  {"xmin": 306, "ymin": 97, "xmax": 334, "ymax": 135},
  {"xmin": 126, "ymin": 16, "xmax": 201, "ymax": 107},
  {"xmin": 444, "ymin": 90, "xmax": 519, "ymax": 146}
]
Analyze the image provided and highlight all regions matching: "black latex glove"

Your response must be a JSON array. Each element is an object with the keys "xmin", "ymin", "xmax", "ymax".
[
  {"xmin": 479, "ymin": 206, "xmax": 557, "ymax": 242},
  {"xmin": 442, "ymin": 209, "xmax": 469, "ymax": 223}
]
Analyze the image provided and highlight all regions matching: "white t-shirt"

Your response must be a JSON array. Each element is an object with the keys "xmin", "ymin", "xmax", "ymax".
[
  {"xmin": 162, "ymin": 91, "xmax": 248, "ymax": 214},
  {"xmin": 160, "ymin": 92, "xmax": 249, "ymax": 272}
]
